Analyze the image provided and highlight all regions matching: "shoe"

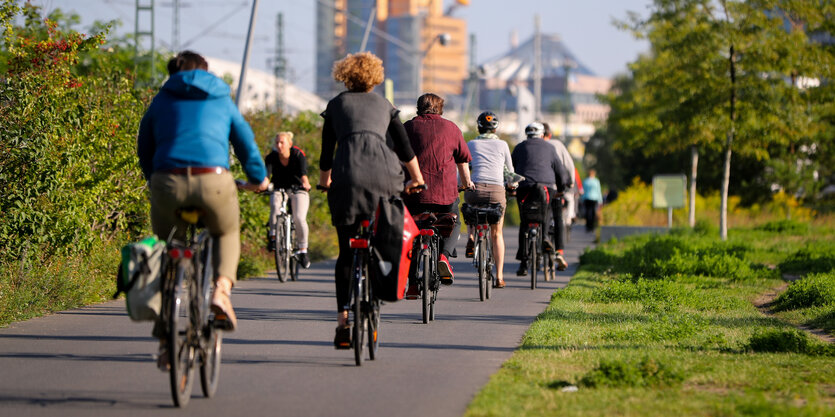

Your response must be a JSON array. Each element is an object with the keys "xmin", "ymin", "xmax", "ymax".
[
  {"xmin": 438, "ymin": 254, "xmax": 454, "ymax": 285},
  {"xmin": 211, "ymin": 278, "xmax": 237, "ymax": 331},
  {"xmin": 156, "ymin": 341, "xmax": 170, "ymax": 371},
  {"xmin": 298, "ymin": 252, "xmax": 311, "ymax": 269},
  {"xmin": 516, "ymin": 261, "xmax": 528, "ymax": 276},
  {"xmin": 556, "ymin": 254, "xmax": 568, "ymax": 271},
  {"xmin": 465, "ymin": 238, "xmax": 475, "ymax": 258},
  {"xmin": 334, "ymin": 326, "xmax": 351, "ymax": 350},
  {"xmin": 494, "ymin": 279, "xmax": 506, "ymax": 288},
  {"xmin": 405, "ymin": 284, "xmax": 420, "ymax": 300}
]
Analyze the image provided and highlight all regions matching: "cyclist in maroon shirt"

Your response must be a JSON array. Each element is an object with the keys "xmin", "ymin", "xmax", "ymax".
[{"xmin": 403, "ymin": 93, "xmax": 473, "ymax": 286}]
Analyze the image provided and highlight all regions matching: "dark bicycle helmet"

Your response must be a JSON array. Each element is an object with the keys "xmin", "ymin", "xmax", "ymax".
[{"xmin": 477, "ymin": 111, "xmax": 499, "ymax": 131}]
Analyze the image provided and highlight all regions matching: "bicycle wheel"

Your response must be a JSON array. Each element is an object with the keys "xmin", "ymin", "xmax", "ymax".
[
  {"xmin": 199, "ymin": 330, "xmax": 221, "ymax": 398},
  {"xmin": 289, "ymin": 226, "xmax": 299, "ymax": 281},
  {"xmin": 477, "ymin": 236, "xmax": 487, "ymax": 301},
  {"xmin": 275, "ymin": 220, "xmax": 288, "ymax": 282},
  {"xmin": 529, "ymin": 233, "xmax": 538, "ymax": 290},
  {"xmin": 353, "ymin": 259, "xmax": 367, "ymax": 366},
  {"xmin": 367, "ymin": 298, "xmax": 380, "ymax": 360},
  {"xmin": 421, "ymin": 250, "xmax": 431, "ymax": 324},
  {"xmin": 169, "ymin": 262, "xmax": 196, "ymax": 407}
]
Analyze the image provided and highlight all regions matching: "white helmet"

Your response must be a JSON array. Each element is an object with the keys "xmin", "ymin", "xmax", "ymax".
[{"xmin": 525, "ymin": 122, "xmax": 544, "ymax": 138}]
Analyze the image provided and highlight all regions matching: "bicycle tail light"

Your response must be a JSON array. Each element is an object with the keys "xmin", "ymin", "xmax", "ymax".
[
  {"xmin": 419, "ymin": 229, "xmax": 435, "ymax": 236},
  {"xmin": 350, "ymin": 238, "xmax": 369, "ymax": 249},
  {"xmin": 360, "ymin": 220, "xmax": 370, "ymax": 228}
]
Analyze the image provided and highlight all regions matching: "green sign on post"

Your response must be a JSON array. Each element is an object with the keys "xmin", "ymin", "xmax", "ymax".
[{"xmin": 652, "ymin": 174, "xmax": 687, "ymax": 227}]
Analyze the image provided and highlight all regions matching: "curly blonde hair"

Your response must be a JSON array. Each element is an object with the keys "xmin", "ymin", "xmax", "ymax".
[{"xmin": 332, "ymin": 52, "xmax": 384, "ymax": 92}]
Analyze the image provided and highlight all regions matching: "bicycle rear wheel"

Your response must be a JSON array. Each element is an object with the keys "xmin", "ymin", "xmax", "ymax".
[
  {"xmin": 169, "ymin": 262, "xmax": 196, "ymax": 407},
  {"xmin": 529, "ymin": 233, "xmax": 538, "ymax": 290},
  {"xmin": 275, "ymin": 221, "xmax": 288, "ymax": 282},
  {"xmin": 367, "ymin": 298, "xmax": 380, "ymax": 360},
  {"xmin": 477, "ymin": 236, "xmax": 487, "ymax": 301},
  {"xmin": 353, "ymin": 259, "xmax": 367, "ymax": 366},
  {"xmin": 420, "ymin": 250, "xmax": 430, "ymax": 324},
  {"xmin": 199, "ymin": 330, "xmax": 221, "ymax": 398}
]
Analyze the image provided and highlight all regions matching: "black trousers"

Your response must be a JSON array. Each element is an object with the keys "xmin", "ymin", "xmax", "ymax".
[
  {"xmin": 584, "ymin": 200, "xmax": 599, "ymax": 232},
  {"xmin": 334, "ymin": 222, "xmax": 362, "ymax": 311},
  {"xmin": 516, "ymin": 187, "xmax": 556, "ymax": 261}
]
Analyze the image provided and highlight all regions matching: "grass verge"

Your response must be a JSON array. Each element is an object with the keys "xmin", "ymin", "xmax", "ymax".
[{"xmin": 465, "ymin": 225, "xmax": 835, "ymax": 417}]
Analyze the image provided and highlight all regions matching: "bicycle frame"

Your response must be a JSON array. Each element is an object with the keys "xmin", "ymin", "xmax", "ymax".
[{"xmin": 268, "ymin": 188, "xmax": 298, "ymax": 282}]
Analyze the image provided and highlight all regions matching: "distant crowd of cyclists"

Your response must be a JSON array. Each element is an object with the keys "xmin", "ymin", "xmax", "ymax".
[{"xmin": 136, "ymin": 50, "xmax": 606, "ymax": 360}]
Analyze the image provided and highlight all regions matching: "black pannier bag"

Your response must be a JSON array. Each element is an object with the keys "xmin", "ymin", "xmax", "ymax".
[
  {"xmin": 518, "ymin": 186, "xmax": 549, "ymax": 223},
  {"xmin": 412, "ymin": 212, "xmax": 458, "ymax": 238},
  {"xmin": 461, "ymin": 203, "xmax": 504, "ymax": 225},
  {"xmin": 370, "ymin": 195, "xmax": 419, "ymax": 302}
]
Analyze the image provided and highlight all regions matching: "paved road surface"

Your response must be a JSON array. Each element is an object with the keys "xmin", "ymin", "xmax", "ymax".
[{"xmin": 0, "ymin": 226, "xmax": 594, "ymax": 416}]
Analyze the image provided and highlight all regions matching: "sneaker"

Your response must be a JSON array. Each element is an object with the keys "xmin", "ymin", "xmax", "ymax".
[
  {"xmin": 297, "ymin": 252, "xmax": 311, "ymax": 269},
  {"xmin": 156, "ymin": 341, "xmax": 170, "ymax": 371},
  {"xmin": 555, "ymin": 254, "xmax": 568, "ymax": 271},
  {"xmin": 334, "ymin": 326, "xmax": 351, "ymax": 350},
  {"xmin": 438, "ymin": 254, "xmax": 454, "ymax": 285},
  {"xmin": 405, "ymin": 284, "xmax": 420, "ymax": 300},
  {"xmin": 465, "ymin": 238, "xmax": 475, "ymax": 258},
  {"xmin": 516, "ymin": 261, "xmax": 528, "ymax": 276}
]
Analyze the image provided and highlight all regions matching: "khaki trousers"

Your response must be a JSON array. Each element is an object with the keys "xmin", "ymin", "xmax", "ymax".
[{"xmin": 150, "ymin": 171, "xmax": 240, "ymax": 283}]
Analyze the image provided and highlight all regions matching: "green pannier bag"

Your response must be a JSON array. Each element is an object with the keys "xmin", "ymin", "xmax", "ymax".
[{"xmin": 114, "ymin": 235, "xmax": 165, "ymax": 321}]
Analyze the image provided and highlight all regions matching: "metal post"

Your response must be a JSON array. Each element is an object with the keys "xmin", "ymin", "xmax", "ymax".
[
  {"xmin": 236, "ymin": 0, "xmax": 260, "ymax": 110},
  {"xmin": 668, "ymin": 207, "xmax": 673, "ymax": 228},
  {"xmin": 533, "ymin": 14, "xmax": 542, "ymax": 120},
  {"xmin": 359, "ymin": 7, "xmax": 376, "ymax": 52}
]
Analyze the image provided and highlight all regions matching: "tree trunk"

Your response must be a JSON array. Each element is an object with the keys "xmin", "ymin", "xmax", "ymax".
[
  {"xmin": 720, "ymin": 132, "xmax": 732, "ymax": 240},
  {"xmin": 689, "ymin": 145, "xmax": 698, "ymax": 228}
]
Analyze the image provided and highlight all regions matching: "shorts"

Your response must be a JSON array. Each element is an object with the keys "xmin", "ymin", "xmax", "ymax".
[{"xmin": 464, "ymin": 183, "xmax": 506, "ymax": 212}]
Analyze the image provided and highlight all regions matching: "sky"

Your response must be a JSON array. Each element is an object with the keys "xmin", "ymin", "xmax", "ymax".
[{"xmin": 29, "ymin": 0, "xmax": 652, "ymax": 93}]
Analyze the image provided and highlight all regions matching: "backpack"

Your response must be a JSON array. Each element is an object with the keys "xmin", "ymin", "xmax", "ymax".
[
  {"xmin": 114, "ymin": 236, "xmax": 165, "ymax": 321},
  {"xmin": 370, "ymin": 196, "xmax": 419, "ymax": 302},
  {"xmin": 518, "ymin": 186, "xmax": 550, "ymax": 223}
]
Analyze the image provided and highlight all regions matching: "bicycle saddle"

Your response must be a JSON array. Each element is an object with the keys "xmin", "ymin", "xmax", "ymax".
[{"xmin": 176, "ymin": 207, "xmax": 205, "ymax": 225}]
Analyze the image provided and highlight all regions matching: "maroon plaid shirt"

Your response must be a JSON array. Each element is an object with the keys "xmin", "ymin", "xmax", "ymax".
[{"xmin": 404, "ymin": 114, "xmax": 471, "ymax": 205}]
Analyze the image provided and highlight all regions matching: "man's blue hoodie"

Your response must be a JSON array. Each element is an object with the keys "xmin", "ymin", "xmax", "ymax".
[{"xmin": 137, "ymin": 69, "xmax": 266, "ymax": 183}]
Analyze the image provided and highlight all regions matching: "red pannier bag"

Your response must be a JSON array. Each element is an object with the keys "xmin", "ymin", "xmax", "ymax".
[{"xmin": 371, "ymin": 195, "xmax": 419, "ymax": 302}]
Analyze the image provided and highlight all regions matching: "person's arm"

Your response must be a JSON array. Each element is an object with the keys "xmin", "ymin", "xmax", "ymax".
[
  {"xmin": 503, "ymin": 142, "xmax": 514, "ymax": 173},
  {"xmin": 300, "ymin": 175, "xmax": 311, "ymax": 191},
  {"xmin": 228, "ymin": 101, "xmax": 267, "ymax": 188},
  {"xmin": 457, "ymin": 162, "xmax": 473, "ymax": 189},
  {"xmin": 136, "ymin": 110, "xmax": 155, "ymax": 181},
  {"xmin": 387, "ymin": 116, "xmax": 416, "ymax": 162},
  {"xmin": 403, "ymin": 156, "xmax": 424, "ymax": 193},
  {"xmin": 296, "ymin": 148, "xmax": 310, "ymax": 190},
  {"xmin": 319, "ymin": 112, "xmax": 337, "ymax": 172}
]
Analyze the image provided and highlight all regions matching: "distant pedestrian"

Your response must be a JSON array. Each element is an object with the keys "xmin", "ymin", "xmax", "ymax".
[{"xmin": 582, "ymin": 169, "xmax": 603, "ymax": 232}]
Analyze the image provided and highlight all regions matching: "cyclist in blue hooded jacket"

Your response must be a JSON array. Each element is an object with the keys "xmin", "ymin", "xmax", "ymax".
[{"xmin": 137, "ymin": 51, "xmax": 268, "ymax": 366}]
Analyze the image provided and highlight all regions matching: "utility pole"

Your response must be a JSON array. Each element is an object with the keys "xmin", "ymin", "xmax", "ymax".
[
  {"xmin": 533, "ymin": 14, "xmax": 542, "ymax": 120},
  {"xmin": 134, "ymin": 0, "xmax": 156, "ymax": 86},
  {"xmin": 463, "ymin": 33, "xmax": 479, "ymax": 123},
  {"xmin": 171, "ymin": 0, "xmax": 179, "ymax": 52},
  {"xmin": 236, "ymin": 0, "xmax": 260, "ymax": 110},
  {"xmin": 274, "ymin": 12, "xmax": 287, "ymax": 113}
]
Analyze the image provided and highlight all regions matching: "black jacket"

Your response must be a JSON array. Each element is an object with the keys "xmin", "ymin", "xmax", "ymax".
[{"xmin": 511, "ymin": 137, "xmax": 571, "ymax": 192}]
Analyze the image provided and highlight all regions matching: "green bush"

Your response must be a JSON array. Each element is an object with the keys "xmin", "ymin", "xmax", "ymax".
[
  {"xmin": 779, "ymin": 243, "xmax": 835, "ymax": 276},
  {"xmin": 755, "ymin": 219, "xmax": 810, "ymax": 234},
  {"xmin": 578, "ymin": 356, "xmax": 685, "ymax": 388},
  {"xmin": 746, "ymin": 328, "xmax": 812, "ymax": 354},
  {"xmin": 773, "ymin": 272, "xmax": 835, "ymax": 311}
]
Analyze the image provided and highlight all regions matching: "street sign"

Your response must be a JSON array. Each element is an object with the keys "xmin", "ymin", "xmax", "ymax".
[{"xmin": 652, "ymin": 174, "xmax": 687, "ymax": 209}]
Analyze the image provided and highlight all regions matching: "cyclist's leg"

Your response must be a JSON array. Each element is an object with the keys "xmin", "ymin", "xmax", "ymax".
[
  {"xmin": 491, "ymin": 216, "xmax": 505, "ymax": 283},
  {"xmin": 551, "ymin": 191, "xmax": 565, "ymax": 251},
  {"xmin": 334, "ymin": 223, "xmax": 359, "ymax": 326},
  {"xmin": 268, "ymin": 191, "xmax": 281, "ymax": 247},
  {"xmin": 196, "ymin": 172, "xmax": 240, "ymax": 329},
  {"xmin": 289, "ymin": 190, "xmax": 310, "ymax": 250}
]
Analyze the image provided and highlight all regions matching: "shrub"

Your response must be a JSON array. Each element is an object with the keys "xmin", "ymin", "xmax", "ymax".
[
  {"xmin": 578, "ymin": 356, "xmax": 685, "ymax": 388},
  {"xmin": 746, "ymin": 328, "xmax": 811, "ymax": 354},
  {"xmin": 779, "ymin": 243, "xmax": 835, "ymax": 276},
  {"xmin": 773, "ymin": 272, "xmax": 835, "ymax": 311},
  {"xmin": 755, "ymin": 219, "xmax": 810, "ymax": 234}
]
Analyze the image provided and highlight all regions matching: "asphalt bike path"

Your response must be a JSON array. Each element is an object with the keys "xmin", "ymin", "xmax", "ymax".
[{"xmin": 0, "ymin": 225, "xmax": 595, "ymax": 416}]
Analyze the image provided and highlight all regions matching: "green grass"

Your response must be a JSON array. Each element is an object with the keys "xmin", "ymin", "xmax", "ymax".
[{"xmin": 465, "ymin": 226, "xmax": 835, "ymax": 417}]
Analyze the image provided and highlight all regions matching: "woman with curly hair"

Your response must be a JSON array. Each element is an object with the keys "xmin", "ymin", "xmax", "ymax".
[{"xmin": 319, "ymin": 52, "xmax": 425, "ymax": 348}]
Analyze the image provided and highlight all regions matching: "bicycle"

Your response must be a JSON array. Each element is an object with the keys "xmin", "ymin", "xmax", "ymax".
[
  {"xmin": 519, "ymin": 186, "xmax": 552, "ymax": 290},
  {"xmin": 461, "ymin": 203, "xmax": 503, "ymax": 301},
  {"xmin": 266, "ymin": 185, "xmax": 300, "ymax": 282},
  {"xmin": 411, "ymin": 211, "xmax": 456, "ymax": 323},
  {"xmin": 161, "ymin": 208, "xmax": 223, "ymax": 407}
]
